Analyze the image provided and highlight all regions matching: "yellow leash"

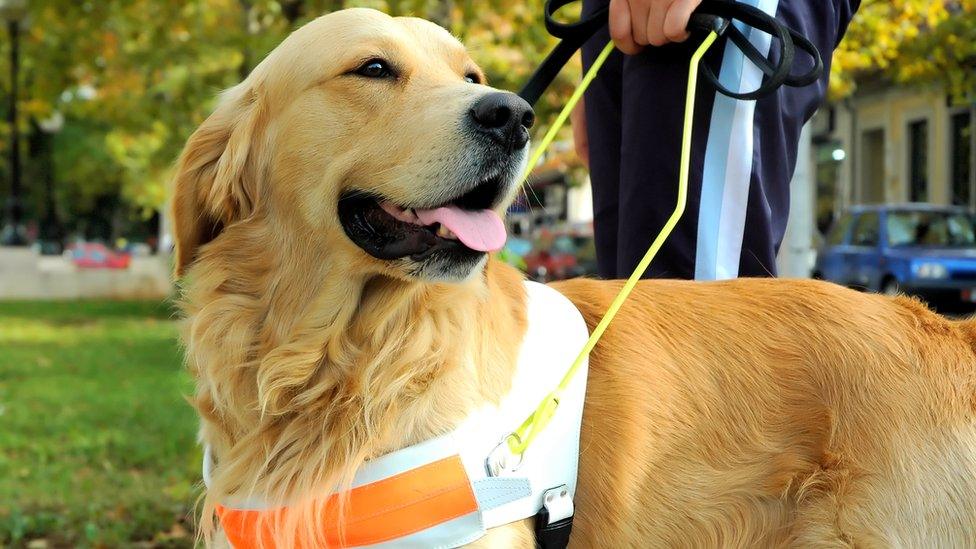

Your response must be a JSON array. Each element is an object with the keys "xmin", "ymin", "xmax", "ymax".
[{"xmin": 508, "ymin": 31, "xmax": 720, "ymax": 456}]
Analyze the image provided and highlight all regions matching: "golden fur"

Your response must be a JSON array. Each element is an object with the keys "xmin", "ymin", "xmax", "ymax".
[
  {"xmin": 172, "ymin": 7, "xmax": 976, "ymax": 548},
  {"xmin": 555, "ymin": 278, "xmax": 976, "ymax": 547}
]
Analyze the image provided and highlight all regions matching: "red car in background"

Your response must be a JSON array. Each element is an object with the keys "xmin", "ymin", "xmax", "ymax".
[
  {"xmin": 68, "ymin": 242, "xmax": 131, "ymax": 269},
  {"xmin": 524, "ymin": 230, "xmax": 597, "ymax": 282}
]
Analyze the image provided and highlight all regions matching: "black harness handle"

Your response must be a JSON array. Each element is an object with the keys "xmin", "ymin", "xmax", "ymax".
[
  {"xmin": 518, "ymin": 0, "xmax": 824, "ymax": 106},
  {"xmin": 518, "ymin": 0, "xmax": 606, "ymax": 107}
]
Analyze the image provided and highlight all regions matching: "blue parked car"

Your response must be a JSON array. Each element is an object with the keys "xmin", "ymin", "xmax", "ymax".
[{"xmin": 813, "ymin": 205, "xmax": 976, "ymax": 304}]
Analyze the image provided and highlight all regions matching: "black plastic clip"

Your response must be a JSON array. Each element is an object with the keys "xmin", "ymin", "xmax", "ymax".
[{"xmin": 534, "ymin": 485, "xmax": 575, "ymax": 549}]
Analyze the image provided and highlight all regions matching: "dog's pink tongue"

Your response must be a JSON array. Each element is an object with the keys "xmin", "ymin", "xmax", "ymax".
[{"xmin": 416, "ymin": 206, "xmax": 507, "ymax": 252}]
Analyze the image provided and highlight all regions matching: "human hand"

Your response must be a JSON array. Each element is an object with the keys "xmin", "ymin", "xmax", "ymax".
[
  {"xmin": 571, "ymin": 98, "xmax": 589, "ymax": 168},
  {"xmin": 609, "ymin": 0, "xmax": 704, "ymax": 54}
]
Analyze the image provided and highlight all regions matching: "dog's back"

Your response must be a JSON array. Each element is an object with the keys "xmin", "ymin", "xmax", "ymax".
[{"xmin": 552, "ymin": 277, "xmax": 976, "ymax": 547}]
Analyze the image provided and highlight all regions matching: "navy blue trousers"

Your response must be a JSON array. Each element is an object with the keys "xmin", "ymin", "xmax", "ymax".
[{"xmin": 582, "ymin": 0, "xmax": 859, "ymax": 279}]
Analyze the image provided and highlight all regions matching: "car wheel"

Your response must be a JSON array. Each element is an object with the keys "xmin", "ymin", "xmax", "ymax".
[{"xmin": 881, "ymin": 278, "xmax": 900, "ymax": 296}]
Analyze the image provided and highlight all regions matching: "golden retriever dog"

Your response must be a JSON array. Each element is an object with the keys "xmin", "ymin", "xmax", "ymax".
[{"xmin": 172, "ymin": 7, "xmax": 976, "ymax": 548}]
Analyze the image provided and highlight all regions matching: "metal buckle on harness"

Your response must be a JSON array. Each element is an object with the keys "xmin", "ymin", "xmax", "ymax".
[{"xmin": 486, "ymin": 435, "xmax": 524, "ymax": 477}]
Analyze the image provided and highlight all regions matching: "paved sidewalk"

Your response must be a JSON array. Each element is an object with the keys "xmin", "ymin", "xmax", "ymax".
[{"xmin": 0, "ymin": 247, "xmax": 172, "ymax": 299}]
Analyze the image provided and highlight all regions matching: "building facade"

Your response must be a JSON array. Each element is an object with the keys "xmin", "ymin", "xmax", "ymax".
[{"xmin": 823, "ymin": 85, "xmax": 975, "ymax": 215}]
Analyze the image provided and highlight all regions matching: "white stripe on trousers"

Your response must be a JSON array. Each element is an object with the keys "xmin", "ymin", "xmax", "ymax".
[{"xmin": 695, "ymin": 0, "xmax": 781, "ymax": 280}]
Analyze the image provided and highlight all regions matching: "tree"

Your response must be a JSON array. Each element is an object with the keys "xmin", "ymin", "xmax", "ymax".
[
  {"xmin": 2, "ymin": 0, "xmax": 252, "ymax": 235},
  {"xmin": 0, "ymin": 0, "xmax": 578, "ymax": 239},
  {"xmin": 831, "ymin": 0, "xmax": 976, "ymax": 102}
]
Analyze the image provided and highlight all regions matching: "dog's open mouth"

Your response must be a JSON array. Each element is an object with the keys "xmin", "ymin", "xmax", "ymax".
[{"xmin": 338, "ymin": 176, "xmax": 508, "ymax": 261}]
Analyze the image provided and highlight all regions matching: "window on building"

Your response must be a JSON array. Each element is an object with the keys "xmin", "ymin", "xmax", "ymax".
[
  {"xmin": 816, "ymin": 141, "xmax": 843, "ymax": 235},
  {"xmin": 852, "ymin": 212, "xmax": 880, "ymax": 247},
  {"xmin": 860, "ymin": 129, "xmax": 885, "ymax": 203},
  {"xmin": 951, "ymin": 111, "xmax": 973, "ymax": 207},
  {"xmin": 908, "ymin": 119, "xmax": 929, "ymax": 202}
]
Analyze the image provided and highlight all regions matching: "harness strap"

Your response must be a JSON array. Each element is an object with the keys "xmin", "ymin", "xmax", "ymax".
[
  {"xmin": 217, "ymin": 456, "xmax": 476, "ymax": 548},
  {"xmin": 215, "ymin": 455, "xmax": 534, "ymax": 548},
  {"xmin": 518, "ymin": 0, "xmax": 607, "ymax": 106},
  {"xmin": 534, "ymin": 485, "xmax": 575, "ymax": 548},
  {"xmin": 518, "ymin": 0, "xmax": 823, "ymax": 106},
  {"xmin": 207, "ymin": 266, "xmax": 588, "ymax": 549},
  {"xmin": 508, "ymin": 30, "xmax": 720, "ymax": 459},
  {"xmin": 509, "ymin": 0, "xmax": 824, "ymax": 464},
  {"xmin": 536, "ymin": 514, "xmax": 574, "ymax": 549}
]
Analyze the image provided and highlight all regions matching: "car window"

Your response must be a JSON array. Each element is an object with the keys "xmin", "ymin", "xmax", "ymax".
[
  {"xmin": 826, "ymin": 213, "xmax": 855, "ymax": 246},
  {"xmin": 852, "ymin": 212, "xmax": 880, "ymax": 247},
  {"xmin": 886, "ymin": 210, "xmax": 976, "ymax": 247},
  {"xmin": 947, "ymin": 216, "xmax": 976, "ymax": 245},
  {"xmin": 886, "ymin": 213, "xmax": 917, "ymax": 246}
]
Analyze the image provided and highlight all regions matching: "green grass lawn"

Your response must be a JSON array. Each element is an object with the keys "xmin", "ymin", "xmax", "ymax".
[{"xmin": 0, "ymin": 300, "xmax": 199, "ymax": 548}]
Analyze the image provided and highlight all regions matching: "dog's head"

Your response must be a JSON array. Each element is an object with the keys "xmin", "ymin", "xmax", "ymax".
[{"xmin": 171, "ymin": 8, "xmax": 533, "ymax": 283}]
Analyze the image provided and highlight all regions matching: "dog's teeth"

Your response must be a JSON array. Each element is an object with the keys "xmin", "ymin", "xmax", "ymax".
[
  {"xmin": 437, "ymin": 225, "xmax": 456, "ymax": 239},
  {"xmin": 402, "ymin": 208, "xmax": 415, "ymax": 223}
]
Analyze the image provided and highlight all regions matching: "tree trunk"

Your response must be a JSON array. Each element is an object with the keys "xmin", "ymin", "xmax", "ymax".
[{"xmin": 281, "ymin": 0, "xmax": 305, "ymax": 24}]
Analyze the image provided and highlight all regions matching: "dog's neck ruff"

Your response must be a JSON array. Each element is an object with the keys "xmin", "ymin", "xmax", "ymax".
[{"xmin": 204, "ymin": 280, "xmax": 590, "ymax": 548}]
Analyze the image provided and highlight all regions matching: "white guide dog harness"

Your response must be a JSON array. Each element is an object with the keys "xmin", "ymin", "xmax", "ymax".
[{"xmin": 205, "ymin": 281, "xmax": 590, "ymax": 548}]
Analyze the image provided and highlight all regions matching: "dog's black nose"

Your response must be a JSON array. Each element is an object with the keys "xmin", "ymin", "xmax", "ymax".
[{"xmin": 469, "ymin": 92, "xmax": 535, "ymax": 151}]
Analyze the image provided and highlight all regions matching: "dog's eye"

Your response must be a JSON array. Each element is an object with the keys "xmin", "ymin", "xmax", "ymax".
[
  {"xmin": 464, "ymin": 73, "xmax": 480, "ymax": 84},
  {"xmin": 356, "ymin": 59, "xmax": 395, "ymax": 79}
]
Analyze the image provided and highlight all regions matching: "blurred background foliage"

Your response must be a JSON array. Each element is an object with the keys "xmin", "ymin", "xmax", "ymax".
[
  {"xmin": 0, "ymin": 0, "xmax": 972, "ymax": 239},
  {"xmin": 831, "ymin": 0, "xmax": 976, "ymax": 100},
  {"xmin": 0, "ymin": 0, "xmax": 581, "ymax": 240}
]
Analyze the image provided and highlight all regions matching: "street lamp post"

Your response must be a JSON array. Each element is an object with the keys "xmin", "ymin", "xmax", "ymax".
[
  {"xmin": 0, "ymin": 0, "xmax": 28, "ymax": 246},
  {"xmin": 37, "ymin": 111, "xmax": 63, "ymax": 254}
]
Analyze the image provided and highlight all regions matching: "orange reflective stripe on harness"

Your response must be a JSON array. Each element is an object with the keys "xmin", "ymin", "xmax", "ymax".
[{"xmin": 216, "ymin": 455, "xmax": 479, "ymax": 548}]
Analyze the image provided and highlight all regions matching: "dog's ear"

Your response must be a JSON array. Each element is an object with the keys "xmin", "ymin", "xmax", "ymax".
[{"xmin": 170, "ymin": 84, "xmax": 267, "ymax": 278}]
